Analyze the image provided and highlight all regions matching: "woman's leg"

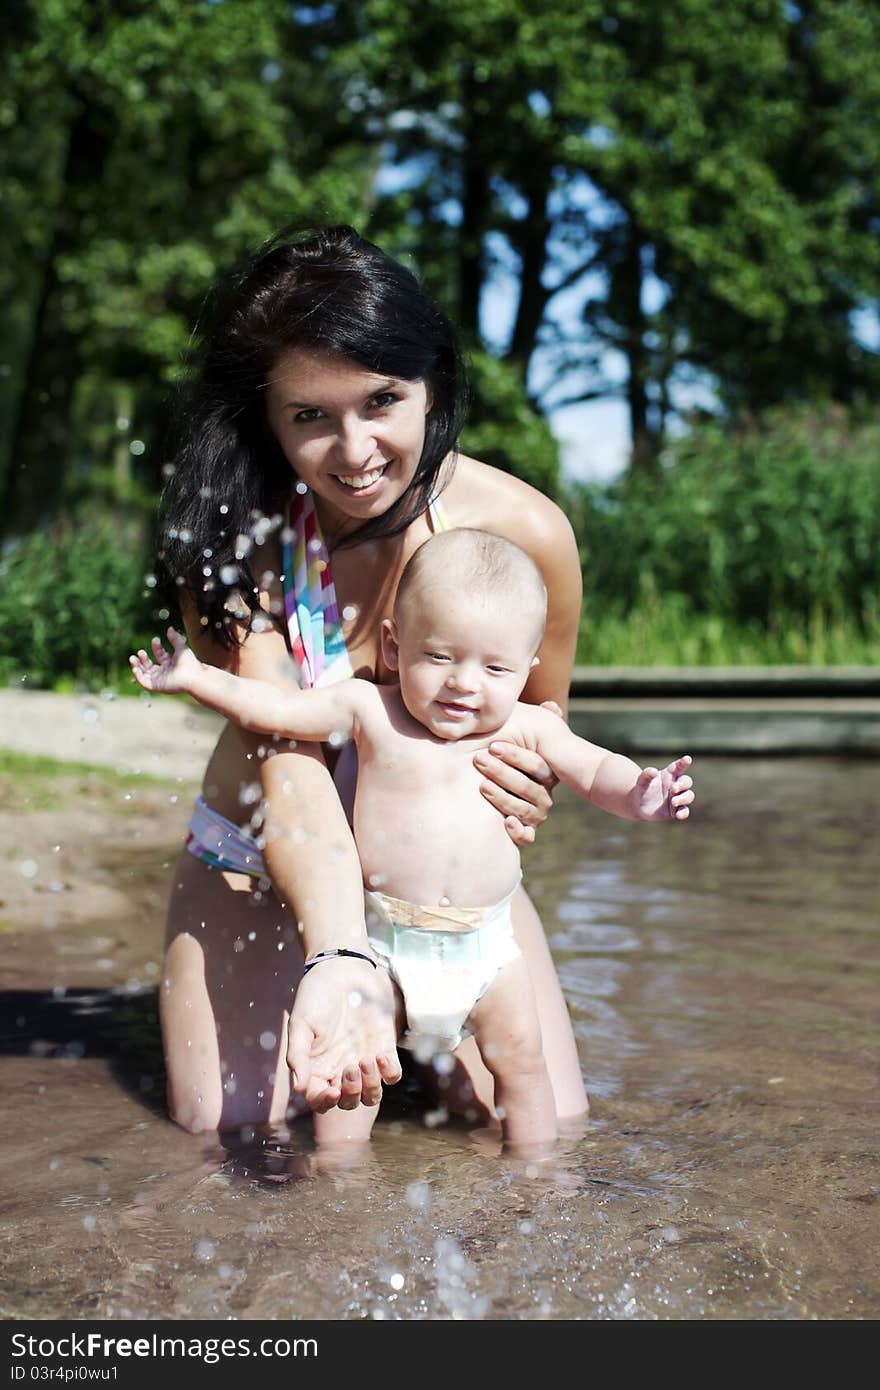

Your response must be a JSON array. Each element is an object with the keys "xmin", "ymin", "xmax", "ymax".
[
  {"xmin": 161, "ymin": 849, "xmax": 382, "ymax": 1143},
  {"xmin": 433, "ymin": 885, "xmax": 588, "ymax": 1124}
]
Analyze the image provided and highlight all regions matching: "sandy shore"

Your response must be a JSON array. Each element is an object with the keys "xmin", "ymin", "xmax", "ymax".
[{"xmin": 0, "ymin": 687, "xmax": 221, "ymax": 782}]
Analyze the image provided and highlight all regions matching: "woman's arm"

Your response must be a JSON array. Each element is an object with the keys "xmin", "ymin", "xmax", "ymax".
[{"xmin": 178, "ymin": 587, "xmax": 401, "ymax": 1112}]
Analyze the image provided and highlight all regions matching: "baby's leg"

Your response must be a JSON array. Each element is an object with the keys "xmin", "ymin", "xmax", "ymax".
[{"xmin": 465, "ymin": 956, "xmax": 558, "ymax": 1149}]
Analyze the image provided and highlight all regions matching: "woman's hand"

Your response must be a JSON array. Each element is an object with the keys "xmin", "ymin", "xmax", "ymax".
[
  {"xmin": 473, "ymin": 700, "xmax": 564, "ymax": 847},
  {"xmin": 287, "ymin": 958, "xmax": 402, "ymax": 1112}
]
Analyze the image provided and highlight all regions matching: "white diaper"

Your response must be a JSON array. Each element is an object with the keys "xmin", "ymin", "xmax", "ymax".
[{"xmin": 364, "ymin": 879, "xmax": 522, "ymax": 1058}]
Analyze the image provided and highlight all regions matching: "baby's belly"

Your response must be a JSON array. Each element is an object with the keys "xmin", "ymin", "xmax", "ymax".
[{"xmin": 354, "ymin": 775, "xmax": 521, "ymax": 909}]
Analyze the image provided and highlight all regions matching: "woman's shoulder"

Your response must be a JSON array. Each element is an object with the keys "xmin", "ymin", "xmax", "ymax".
[{"xmin": 440, "ymin": 453, "xmax": 577, "ymax": 558}]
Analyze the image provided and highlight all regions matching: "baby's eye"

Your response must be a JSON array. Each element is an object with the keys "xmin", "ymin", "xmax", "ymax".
[
  {"xmin": 426, "ymin": 651, "xmax": 451, "ymax": 662},
  {"xmin": 487, "ymin": 664, "xmax": 512, "ymax": 675}
]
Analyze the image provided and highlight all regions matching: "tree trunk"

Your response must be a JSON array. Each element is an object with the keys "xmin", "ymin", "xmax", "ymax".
[
  {"xmin": 2, "ymin": 107, "xmax": 107, "ymax": 535},
  {"xmin": 457, "ymin": 67, "xmax": 489, "ymax": 339},
  {"xmin": 508, "ymin": 169, "xmax": 552, "ymax": 386},
  {"xmin": 620, "ymin": 222, "xmax": 655, "ymax": 473}
]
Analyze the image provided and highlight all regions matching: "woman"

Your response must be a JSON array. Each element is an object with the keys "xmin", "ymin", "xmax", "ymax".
[{"xmin": 158, "ymin": 225, "xmax": 588, "ymax": 1145}]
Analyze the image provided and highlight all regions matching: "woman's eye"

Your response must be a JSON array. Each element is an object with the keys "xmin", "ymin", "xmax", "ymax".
[
  {"xmin": 370, "ymin": 393, "xmax": 398, "ymax": 409},
  {"xmin": 293, "ymin": 408, "xmax": 323, "ymax": 424}
]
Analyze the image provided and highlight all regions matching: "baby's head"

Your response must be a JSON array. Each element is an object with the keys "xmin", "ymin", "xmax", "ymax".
[{"xmin": 381, "ymin": 528, "xmax": 547, "ymax": 739}]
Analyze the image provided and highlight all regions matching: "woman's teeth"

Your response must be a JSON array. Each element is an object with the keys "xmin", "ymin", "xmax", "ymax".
[{"xmin": 336, "ymin": 465, "xmax": 387, "ymax": 490}]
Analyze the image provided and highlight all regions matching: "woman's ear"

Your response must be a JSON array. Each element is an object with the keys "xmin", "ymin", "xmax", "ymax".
[{"xmin": 381, "ymin": 617, "xmax": 400, "ymax": 672}]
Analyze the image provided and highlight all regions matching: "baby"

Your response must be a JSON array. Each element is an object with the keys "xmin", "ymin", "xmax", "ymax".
[{"xmin": 131, "ymin": 528, "xmax": 694, "ymax": 1147}]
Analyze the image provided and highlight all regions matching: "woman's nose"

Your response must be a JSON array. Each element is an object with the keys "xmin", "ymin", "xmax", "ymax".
[{"xmin": 333, "ymin": 416, "xmax": 375, "ymax": 469}]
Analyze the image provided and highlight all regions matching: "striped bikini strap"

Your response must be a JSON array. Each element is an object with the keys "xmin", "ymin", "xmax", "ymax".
[{"xmin": 281, "ymin": 486, "xmax": 352, "ymax": 689}]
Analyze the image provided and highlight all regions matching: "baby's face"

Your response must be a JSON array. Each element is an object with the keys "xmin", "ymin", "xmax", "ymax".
[{"xmin": 388, "ymin": 595, "xmax": 539, "ymax": 740}]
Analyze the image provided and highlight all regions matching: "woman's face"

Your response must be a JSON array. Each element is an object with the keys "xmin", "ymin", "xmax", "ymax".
[{"xmin": 265, "ymin": 349, "xmax": 432, "ymax": 537}]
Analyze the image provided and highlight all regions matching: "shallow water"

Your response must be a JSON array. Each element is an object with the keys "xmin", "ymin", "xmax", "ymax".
[{"xmin": 1, "ymin": 758, "xmax": 877, "ymax": 1320}]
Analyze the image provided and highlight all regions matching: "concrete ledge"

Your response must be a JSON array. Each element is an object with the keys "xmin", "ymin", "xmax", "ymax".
[
  {"xmin": 571, "ymin": 665, "xmax": 880, "ymax": 697},
  {"xmin": 569, "ymin": 697, "xmax": 880, "ymax": 755}
]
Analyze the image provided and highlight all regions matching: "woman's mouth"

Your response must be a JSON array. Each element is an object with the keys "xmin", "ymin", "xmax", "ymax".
[{"xmin": 333, "ymin": 463, "xmax": 390, "ymax": 495}]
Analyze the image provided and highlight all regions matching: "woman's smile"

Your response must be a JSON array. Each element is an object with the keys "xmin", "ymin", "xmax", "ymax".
[{"xmin": 332, "ymin": 461, "xmax": 391, "ymax": 494}]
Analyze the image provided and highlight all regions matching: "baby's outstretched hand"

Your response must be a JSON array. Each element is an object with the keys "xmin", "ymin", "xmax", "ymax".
[
  {"xmin": 129, "ymin": 627, "xmax": 200, "ymax": 694},
  {"xmin": 632, "ymin": 755, "xmax": 694, "ymax": 822}
]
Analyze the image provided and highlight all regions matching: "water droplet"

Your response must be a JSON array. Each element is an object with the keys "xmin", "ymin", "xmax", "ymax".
[
  {"xmin": 129, "ymin": 439, "xmax": 146, "ymax": 456},
  {"xmin": 405, "ymin": 1181, "xmax": 431, "ymax": 1211},
  {"xmin": 342, "ymin": 604, "xmax": 358, "ymax": 621},
  {"xmin": 233, "ymin": 938, "xmax": 245, "ymax": 953},
  {"xmin": 247, "ymin": 932, "xmax": 256, "ymax": 942},
  {"xmin": 389, "ymin": 1273, "xmax": 404, "ymax": 1290},
  {"xmin": 195, "ymin": 1239, "xmax": 215, "ymax": 1262},
  {"xmin": 220, "ymin": 565, "xmax": 239, "ymax": 585},
  {"xmin": 83, "ymin": 707, "xmax": 99, "ymax": 724},
  {"xmin": 259, "ymin": 1031, "xmax": 277, "ymax": 1051},
  {"xmin": 295, "ymin": 481, "xmax": 308, "ymax": 495},
  {"xmin": 19, "ymin": 859, "xmax": 38, "ymax": 879},
  {"xmin": 83, "ymin": 1214, "xmax": 97, "ymax": 1231}
]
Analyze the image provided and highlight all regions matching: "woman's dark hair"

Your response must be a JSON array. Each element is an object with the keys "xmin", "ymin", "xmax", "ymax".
[{"xmin": 157, "ymin": 225, "xmax": 468, "ymax": 643}]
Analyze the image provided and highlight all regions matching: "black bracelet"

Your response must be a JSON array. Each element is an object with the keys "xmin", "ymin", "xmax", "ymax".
[{"xmin": 302, "ymin": 948, "xmax": 379, "ymax": 974}]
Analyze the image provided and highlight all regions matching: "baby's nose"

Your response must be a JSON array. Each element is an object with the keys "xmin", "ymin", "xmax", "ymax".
[{"xmin": 446, "ymin": 664, "xmax": 480, "ymax": 692}]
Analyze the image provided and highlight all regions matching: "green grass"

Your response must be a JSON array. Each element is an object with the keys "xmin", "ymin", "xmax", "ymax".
[
  {"xmin": 0, "ymin": 748, "xmax": 186, "ymax": 787},
  {"xmin": 576, "ymin": 596, "xmax": 880, "ymax": 666}
]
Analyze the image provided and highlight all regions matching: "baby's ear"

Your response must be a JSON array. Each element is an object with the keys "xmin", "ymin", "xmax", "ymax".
[
  {"xmin": 530, "ymin": 655, "xmax": 541, "ymax": 669},
  {"xmin": 380, "ymin": 618, "xmax": 400, "ymax": 672}
]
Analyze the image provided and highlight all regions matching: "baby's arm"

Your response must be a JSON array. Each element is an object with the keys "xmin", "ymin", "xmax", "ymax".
[
  {"xmin": 527, "ymin": 706, "xmax": 694, "ymax": 822},
  {"xmin": 130, "ymin": 627, "xmax": 370, "ymax": 743}
]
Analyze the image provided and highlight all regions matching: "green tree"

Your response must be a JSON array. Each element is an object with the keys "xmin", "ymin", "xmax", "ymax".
[
  {"xmin": 0, "ymin": 0, "xmax": 372, "ymax": 534},
  {"xmin": 341, "ymin": 0, "xmax": 880, "ymax": 466}
]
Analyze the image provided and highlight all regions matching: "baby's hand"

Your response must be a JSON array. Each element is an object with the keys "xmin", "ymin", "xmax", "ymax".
[
  {"xmin": 129, "ymin": 627, "xmax": 200, "ymax": 694},
  {"xmin": 632, "ymin": 754, "xmax": 694, "ymax": 822}
]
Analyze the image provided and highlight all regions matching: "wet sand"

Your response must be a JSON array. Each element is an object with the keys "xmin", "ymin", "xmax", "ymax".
[{"xmin": 0, "ymin": 751, "xmax": 877, "ymax": 1320}]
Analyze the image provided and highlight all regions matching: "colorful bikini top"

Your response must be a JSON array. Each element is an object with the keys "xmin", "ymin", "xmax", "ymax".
[{"xmin": 281, "ymin": 484, "xmax": 450, "ymax": 689}]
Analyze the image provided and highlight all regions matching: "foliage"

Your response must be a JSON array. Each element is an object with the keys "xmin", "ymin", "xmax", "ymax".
[
  {"xmin": 344, "ymin": 0, "xmax": 880, "ymax": 462},
  {"xmin": 569, "ymin": 404, "xmax": 880, "ymax": 661},
  {"xmin": 577, "ymin": 592, "xmax": 880, "ymax": 666},
  {"xmin": 0, "ymin": 0, "xmax": 375, "ymax": 530},
  {"xmin": 460, "ymin": 350, "xmax": 559, "ymax": 493},
  {"xmin": 0, "ymin": 514, "xmax": 158, "ymax": 687}
]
